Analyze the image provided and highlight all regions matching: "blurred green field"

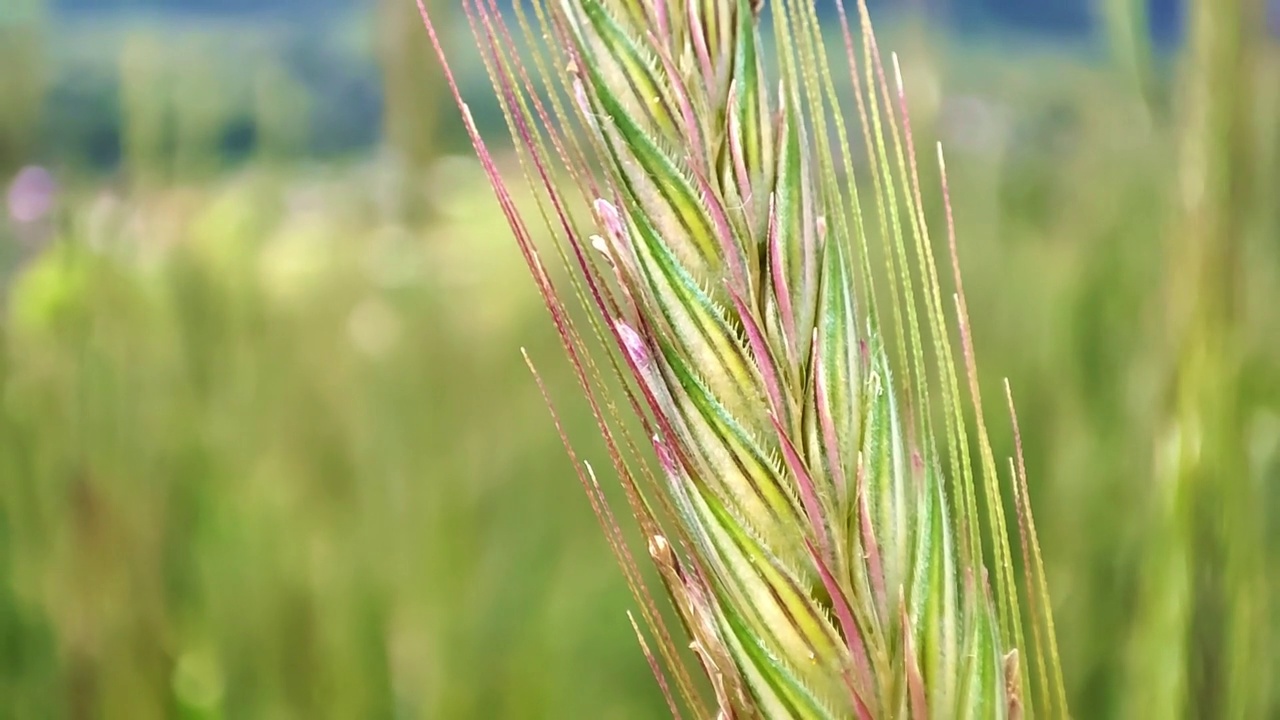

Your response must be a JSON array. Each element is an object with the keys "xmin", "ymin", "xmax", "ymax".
[{"xmin": 2, "ymin": 4, "xmax": 1279, "ymax": 718}]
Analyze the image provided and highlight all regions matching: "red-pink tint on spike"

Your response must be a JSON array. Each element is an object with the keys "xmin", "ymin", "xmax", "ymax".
[
  {"xmin": 614, "ymin": 320, "xmax": 652, "ymax": 371},
  {"xmin": 652, "ymin": 435, "xmax": 680, "ymax": 477}
]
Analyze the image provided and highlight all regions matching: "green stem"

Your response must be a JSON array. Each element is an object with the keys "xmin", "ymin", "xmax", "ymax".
[{"xmin": 1127, "ymin": 0, "xmax": 1269, "ymax": 716}]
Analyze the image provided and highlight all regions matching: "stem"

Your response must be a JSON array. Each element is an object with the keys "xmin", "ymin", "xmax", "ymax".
[{"xmin": 1127, "ymin": 0, "xmax": 1269, "ymax": 715}]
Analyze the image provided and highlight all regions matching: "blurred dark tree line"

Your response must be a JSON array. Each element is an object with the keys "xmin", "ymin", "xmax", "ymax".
[
  {"xmin": 7, "ymin": 0, "xmax": 1268, "ymax": 176},
  {"xmin": 49, "ymin": 0, "xmax": 1189, "ymax": 37},
  {"xmin": 1, "ymin": 0, "xmax": 450, "ymax": 177}
]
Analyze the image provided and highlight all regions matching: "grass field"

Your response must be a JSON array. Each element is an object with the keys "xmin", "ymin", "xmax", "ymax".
[{"xmin": 1, "ymin": 8, "xmax": 1278, "ymax": 718}]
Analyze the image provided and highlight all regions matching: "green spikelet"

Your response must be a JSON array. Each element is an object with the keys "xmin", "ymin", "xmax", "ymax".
[{"xmin": 415, "ymin": 0, "xmax": 1067, "ymax": 717}]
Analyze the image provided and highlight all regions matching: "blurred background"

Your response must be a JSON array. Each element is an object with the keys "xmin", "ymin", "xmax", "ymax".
[{"xmin": 0, "ymin": 0, "xmax": 1277, "ymax": 717}]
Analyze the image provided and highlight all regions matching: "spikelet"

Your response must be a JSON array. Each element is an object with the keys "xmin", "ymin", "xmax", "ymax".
[{"xmin": 416, "ymin": 0, "xmax": 1067, "ymax": 717}]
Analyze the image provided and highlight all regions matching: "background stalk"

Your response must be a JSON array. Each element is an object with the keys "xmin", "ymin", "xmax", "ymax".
[{"xmin": 1125, "ymin": 0, "xmax": 1271, "ymax": 716}]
